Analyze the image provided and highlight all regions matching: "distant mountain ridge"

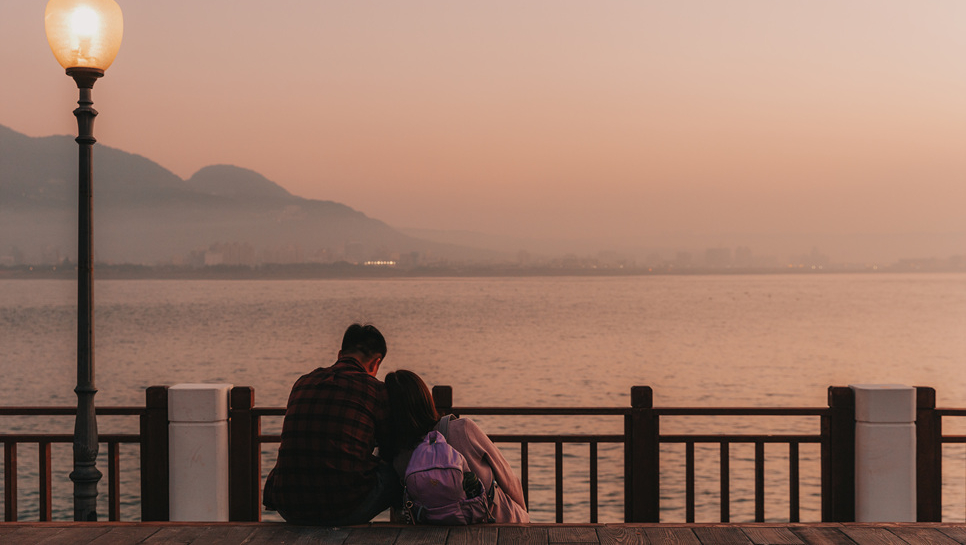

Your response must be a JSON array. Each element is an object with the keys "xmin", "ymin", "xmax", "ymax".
[
  {"xmin": 0, "ymin": 124, "xmax": 490, "ymax": 265},
  {"xmin": 188, "ymin": 165, "xmax": 294, "ymax": 201}
]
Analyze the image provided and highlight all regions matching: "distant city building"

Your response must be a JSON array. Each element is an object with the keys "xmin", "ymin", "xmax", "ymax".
[
  {"xmin": 791, "ymin": 247, "xmax": 830, "ymax": 269},
  {"xmin": 306, "ymin": 247, "xmax": 334, "ymax": 264},
  {"xmin": 643, "ymin": 252, "xmax": 662, "ymax": 267},
  {"xmin": 0, "ymin": 246, "xmax": 24, "ymax": 267},
  {"xmin": 674, "ymin": 252, "xmax": 692, "ymax": 268},
  {"xmin": 704, "ymin": 247, "xmax": 732, "ymax": 268},
  {"xmin": 260, "ymin": 244, "xmax": 303, "ymax": 264},
  {"xmin": 344, "ymin": 241, "xmax": 365, "ymax": 264},
  {"xmin": 734, "ymin": 246, "xmax": 753, "ymax": 267}
]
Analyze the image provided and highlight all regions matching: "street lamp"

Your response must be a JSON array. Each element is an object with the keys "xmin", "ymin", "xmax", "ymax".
[{"xmin": 44, "ymin": 0, "xmax": 123, "ymax": 522}]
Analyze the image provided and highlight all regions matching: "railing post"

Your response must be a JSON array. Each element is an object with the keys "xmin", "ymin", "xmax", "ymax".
[
  {"xmin": 625, "ymin": 385, "xmax": 658, "ymax": 522},
  {"xmin": 140, "ymin": 385, "xmax": 169, "ymax": 521},
  {"xmin": 916, "ymin": 386, "xmax": 942, "ymax": 522},
  {"xmin": 433, "ymin": 385, "xmax": 453, "ymax": 415},
  {"xmin": 168, "ymin": 383, "xmax": 232, "ymax": 521},
  {"xmin": 852, "ymin": 384, "xmax": 916, "ymax": 522},
  {"xmin": 822, "ymin": 386, "xmax": 854, "ymax": 522},
  {"xmin": 4, "ymin": 442, "xmax": 16, "ymax": 521},
  {"xmin": 39, "ymin": 441, "xmax": 52, "ymax": 521},
  {"xmin": 229, "ymin": 386, "xmax": 259, "ymax": 522}
]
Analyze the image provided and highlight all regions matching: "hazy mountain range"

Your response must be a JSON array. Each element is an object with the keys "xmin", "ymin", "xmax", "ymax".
[
  {"xmin": 0, "ymin": 125, "xmax": 497, "ymax": 265},
  {"xmin": 3, "ymin": 124, "xmax": 963, "ymax": 267}
]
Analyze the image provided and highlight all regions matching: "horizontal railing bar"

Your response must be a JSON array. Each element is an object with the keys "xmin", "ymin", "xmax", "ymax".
[
  {"xmin": 941, "ymin": 436, "xmax": 966, "ymax": 443},
  {"xmin": 253, "ymin": 406, "xmax": 828, "ymax": 417},
  {"xmin": 445, "ymin": 407, "xmax": 825, "ymax": 416},
  {"xmin": 251, "ymin": 405, "xmax": 826, "ymax": 421},
  {"xmin": 448, "ymin": 407, "xmax": 631, "ymax": 416},
  {"xmin": 488, "ymin": 435, "xmax": 625, "ymax": 443},
  {"xmin": 938, "ymin": 409, "xmax": 966, "ymax": 416},
  {"xmin": 661, "ymin": 435, "xmax": 821, "ymax": 443},
  {"xmin": 252, "ymin": 408, "xmax": 285, "ymax": 417},
  {"xmin": 254, "ymin": 407, "xmax": 631, "ymax": 416},
  {"xmin": 655, "ymin": 408, "xmax": 827, "ymax": 416},
  {"xmin": 256, "ymin": 432, "xmax": 820, "ymax": 444},
  {"xmin": 0, "ymin": 407, "xmax": 144, "ymax": 416},
  {"xmin": 256, "ymin": 434, "xmax": 627, "ymax": 444},
  {"xmin": 0, "ymin": 434, "xmax": 140, "ymax": 443}
]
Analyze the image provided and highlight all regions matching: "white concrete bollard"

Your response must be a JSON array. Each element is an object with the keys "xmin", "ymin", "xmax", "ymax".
[
  {"xmin": 851, "ymin": 384, "xmax": 916, "ymax": 522},
  {"xmin": 168, "ymin": 383, "xmax": 233, "ymax": 521}
]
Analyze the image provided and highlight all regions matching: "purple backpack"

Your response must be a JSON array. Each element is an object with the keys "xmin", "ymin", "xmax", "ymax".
[{"xmin": 402, "ymin": 415, "xmax": 494, "ymax": 525}]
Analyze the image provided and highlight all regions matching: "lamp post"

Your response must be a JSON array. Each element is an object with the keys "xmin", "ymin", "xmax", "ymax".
[{"xmin": 44, "ymin": 0, "xmax": 123, "ymax": 522}]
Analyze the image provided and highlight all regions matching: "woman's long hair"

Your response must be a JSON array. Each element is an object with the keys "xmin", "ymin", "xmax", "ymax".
[{"xmin": 385, "ymin": 370, "xmax": 440, "ymax": 451}]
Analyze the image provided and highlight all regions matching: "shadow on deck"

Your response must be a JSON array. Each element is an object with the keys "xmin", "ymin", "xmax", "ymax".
[{"xmin": 4, "ymin": 522, "xmax": 966, "ymax": 544}]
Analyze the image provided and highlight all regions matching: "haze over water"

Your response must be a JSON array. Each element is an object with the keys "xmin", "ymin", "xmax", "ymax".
[{"xmin": 2, "ymin": 2, "xmax": 965, "ymax": 262}]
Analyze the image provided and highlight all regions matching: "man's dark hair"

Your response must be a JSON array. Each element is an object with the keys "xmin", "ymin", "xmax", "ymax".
[{"xmin": 341, "ymin": 323, "xmax": 387, "ymax": 359}]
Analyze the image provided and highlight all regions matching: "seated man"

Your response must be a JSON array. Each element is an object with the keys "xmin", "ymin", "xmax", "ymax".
[{"xmin": 263, "ymin": 323, "xmax": 399, "ymax": 525}]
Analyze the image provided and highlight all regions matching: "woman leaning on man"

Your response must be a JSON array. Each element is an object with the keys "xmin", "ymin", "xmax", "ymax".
[{"xmin": 384, "ymin": 370, "xmax": 530, "ymax": 523}]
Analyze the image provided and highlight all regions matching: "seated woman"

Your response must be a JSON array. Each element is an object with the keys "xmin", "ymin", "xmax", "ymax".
[{"xmin": 384, "ymin": 369, "xmax": 530, "ymax": 523}]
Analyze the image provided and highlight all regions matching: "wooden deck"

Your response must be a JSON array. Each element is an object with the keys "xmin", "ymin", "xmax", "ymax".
[{"xmin": 4, "ymin": 522, "xmax": 966, "ymax": 544}]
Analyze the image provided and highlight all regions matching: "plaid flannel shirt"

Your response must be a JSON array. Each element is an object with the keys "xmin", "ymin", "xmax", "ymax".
[{"xmin": 263, "ymin": 357, "xmax": 389, "ymax": 522}]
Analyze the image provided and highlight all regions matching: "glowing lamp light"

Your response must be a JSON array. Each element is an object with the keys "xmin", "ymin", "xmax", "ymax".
[{"xmin": 45, "ymin": 0, "xmax": 123, "ymax": 73}]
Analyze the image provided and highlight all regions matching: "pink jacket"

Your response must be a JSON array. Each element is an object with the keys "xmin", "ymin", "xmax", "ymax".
[
  {"xmin": 439, "ymin": 417, "xmax": 530, "ymax": 523},
  {"xmin": 393, "ymin": 416, "xmax": 530, "ymax": 523}
]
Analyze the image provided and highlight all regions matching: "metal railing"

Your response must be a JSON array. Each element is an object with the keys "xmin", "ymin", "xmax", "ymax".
[
  {"xmin": 0, "ymin": 406, "xmax": 143, "ymax": 522},
  {"xmin": 1, "ymin": 384, "xmax": 961, "ymax": 523},
  {"xmin": 232, "ymin": 385, "xmax": 843, "ymax": 523}
]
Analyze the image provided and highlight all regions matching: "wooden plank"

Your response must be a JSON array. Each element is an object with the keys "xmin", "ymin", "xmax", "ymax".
[
  {"xmin": 29, "ymin": 526, "xmax": 113, "ymax": 544},
  {"xmin": 596, "ymin": 525, "xmax": 650, "ymax": 545},
  {"xmin": 447, "ymin": 526, "xmax": 499, "ymax": 545},
  {"xmin": 548, "ymin": 526, "xmax": 599, "ymax": 543},
  {"xmin": 13, "ymin": 523, "xmax": 966, "ymax": 545},
  {"xmin": 498, "ymin": 526, "xmax": 549, "ymax": 545},
  {"xmin": 788, "ymin": 526, "xmax": 856, "ymax": 545},
  {"xmin": 190, "ymin": 525, "xmax": 262, "ymax": 545},
  {"xmin": 88, "ymin": 526, "xmax": 164, "ymax": 544},
  {"xmin": 837, "ymin": 526, "xmax": 906, "ymax": 545},
  {"xmin": 138, "ymin": 525, "xmax": 210, "ymax": 544},
  {"xmin": 741, "ymin": 526, "xmax": 803, "ymax": 545},
  {"xmin": 889, "ymin": 526, "xmax": 961, "ymax": 545},
  {"xmin": 641, "ymin": 527, "xmax": 700, "ymax": 545},
  {"xmin": 139, "ymin": 524, "xmax": 260, "ymax": 545},
  {"xmin": 345, "ymin": 526, "xmax": 402, "ymax": 544},
  {"xmin": 692, "ymin": 527, "xmax": 753, "ymax": 544},
  {"xmin": 247, "ymin": 525, "xmax": 351, "ymax": 545},
  {"xmin": 396, "ymin": 526, "xmax": 450, "ymax": 545},
  {"xmin": 0, "ymin": 527, "xmax": 70, "ymax": 545},
  {"xmin": 937, "ymin": 526, "xmax": 966, "ymax": 544}
]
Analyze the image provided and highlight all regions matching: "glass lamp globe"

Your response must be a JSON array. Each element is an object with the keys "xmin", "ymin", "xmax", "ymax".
[{"xmin": 45, "ymin": 0, "xmax": 123, "ymax": 73}]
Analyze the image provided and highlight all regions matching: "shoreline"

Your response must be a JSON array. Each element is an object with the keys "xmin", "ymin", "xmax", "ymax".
[{"xmin": 2, "ymin": 263, "xmax": 963, "ymax": 280}]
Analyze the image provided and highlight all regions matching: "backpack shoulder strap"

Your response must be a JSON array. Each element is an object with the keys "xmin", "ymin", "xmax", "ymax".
[{"xmin": 437, "ymin": 414, "xmax": 453, "ymax": 440}]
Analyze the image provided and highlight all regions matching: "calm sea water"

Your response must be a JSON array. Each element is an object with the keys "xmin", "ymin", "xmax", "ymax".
[{"xmin": 2, "ymin": 274, "xmax": 966, "ymax": 522}]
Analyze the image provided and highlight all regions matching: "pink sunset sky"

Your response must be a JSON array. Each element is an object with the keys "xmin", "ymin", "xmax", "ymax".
[{"xmin": 2, "ymin": 1, "xmax": 964, "ymax": 260}]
